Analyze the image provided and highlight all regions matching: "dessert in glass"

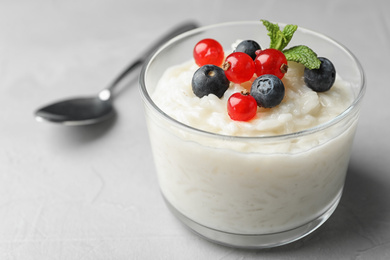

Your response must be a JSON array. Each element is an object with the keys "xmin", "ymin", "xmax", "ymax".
[{"xmin": 139, "ymin": 21, "xmax": 365, "ymax": 248}]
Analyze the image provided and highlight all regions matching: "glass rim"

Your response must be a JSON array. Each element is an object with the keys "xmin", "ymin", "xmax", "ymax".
[{"xmin": 139, "ymin": 20, "xmax": 366, "ymax": 141}]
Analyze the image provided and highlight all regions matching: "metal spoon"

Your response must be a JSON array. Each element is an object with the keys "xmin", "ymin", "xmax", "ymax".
[{"xmin": 35, "ymin": 22, "xmax": 198, "ymax": 126}]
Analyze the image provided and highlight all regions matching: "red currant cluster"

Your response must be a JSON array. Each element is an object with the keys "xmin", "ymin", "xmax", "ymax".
[{"xmin": 192, "ymin": 38, "xmax": 288, "ymax": 122}]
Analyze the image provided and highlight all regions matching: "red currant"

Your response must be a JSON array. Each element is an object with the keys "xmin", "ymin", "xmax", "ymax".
[
  {"xmin": 227, "ymin": 91, "xmax": 257, "ymax": 121},
  {"xmin": 254, "ymin": 49, "xmax": 288, "ymax": 79},
  {"xmin": 193, "ymin": 38, "xmax": 224, "ymax": 67},
  {"xmin": 223, "ymin": 52, "xmax": 255, "ymax": 84}
]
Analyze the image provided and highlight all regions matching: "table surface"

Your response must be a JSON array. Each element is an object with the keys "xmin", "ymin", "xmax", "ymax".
[{"xmin": 1, "ymin": 0, "xmax": 389, "ymax": 259}]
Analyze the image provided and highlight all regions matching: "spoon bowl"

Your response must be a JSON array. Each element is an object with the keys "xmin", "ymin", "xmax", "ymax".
[
  {"xmin": 35, "ymin": 22, "xmax": 198, "ymax": 126},
  {"xmin": 35, "ymin": 93, "xmax": 114, "ymax": 126}
]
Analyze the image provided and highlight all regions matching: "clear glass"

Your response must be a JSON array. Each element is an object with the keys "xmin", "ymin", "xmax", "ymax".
[{"xmin": 139, "ymin": 21, "xmax": 365, "ymax": 248}]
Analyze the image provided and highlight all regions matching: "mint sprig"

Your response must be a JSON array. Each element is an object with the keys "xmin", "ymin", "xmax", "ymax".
[
  {"xmin": 261, "ymin": 20, "xmax": 297, "ymax": 51},
  {"xmin": 260, "ymin": 19, "xmax": 321, "ymax": 69}
]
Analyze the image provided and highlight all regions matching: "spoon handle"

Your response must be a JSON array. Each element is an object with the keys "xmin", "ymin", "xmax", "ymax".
[{"xmin": 107, "ymin": 21, "xmax": 198, "ymax": 91}]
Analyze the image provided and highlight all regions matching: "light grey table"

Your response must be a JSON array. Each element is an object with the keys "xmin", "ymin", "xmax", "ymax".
[{"xmin": 1, "ymin": 0, "xmax": 389, "ymax": 259}]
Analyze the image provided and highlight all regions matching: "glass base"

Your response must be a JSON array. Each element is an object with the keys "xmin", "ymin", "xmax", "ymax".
[{"xmin": 163, "ymin": 191, "xmax": 342, "ymax": 249}]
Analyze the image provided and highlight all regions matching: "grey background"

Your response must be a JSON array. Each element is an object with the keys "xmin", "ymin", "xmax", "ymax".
[{"xmin": 0, "ymin": 0, "xmax": 389, "ymax": 259}]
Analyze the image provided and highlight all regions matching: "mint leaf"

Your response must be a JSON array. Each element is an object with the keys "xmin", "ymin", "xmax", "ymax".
[
  {"xmin": 261, "ymin": 19, "xmax": 283, "ymax": 50},
  {"xmin": 280, "ymin": 24, "xmax": 298, "ymax": 50},
  {"xmin": 283, "ymin": 45, "xmax": 321, "ymax": 69},
  {"xmin": 261, "ymin": 20, "xmax": 297, "ymax": 51}
]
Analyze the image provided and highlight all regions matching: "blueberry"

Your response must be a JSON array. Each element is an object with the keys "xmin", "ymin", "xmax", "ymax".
[
  {"xmin": 235, "ymin": 40, "xmax": 261, "ymax": 60},
  {"xmin": 192, "ymin": 65, "xmax": 230, "ymax": 98},
  {"xmin": 250, "ymin": 74, "xmax": 285, "ymax": 108},
  {"xmin": 304, "ymin": 57, "xmax": 336, "ymax": 92}
]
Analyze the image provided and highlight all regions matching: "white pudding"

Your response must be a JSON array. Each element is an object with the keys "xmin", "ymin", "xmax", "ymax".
[{"xmin": 146, "ymin": 59, "xmax": 357, "ymax": 234}]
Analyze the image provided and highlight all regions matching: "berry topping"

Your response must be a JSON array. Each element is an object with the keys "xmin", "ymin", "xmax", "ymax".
[
  {"xmin": 192, "ymin": 65, "xmax": 230, "ymax": 98},
  {"xmin": 304, "ymin": 57, "xmax": 336, "ymax": 92},
  {"xmin": 222, "ymin": 52, "xmax": 255, "ymax": 84},
  {"xmin": 250, "ymin": 74, "xmax": 285, "ymax": 108},
  {"xmin": 189, "ymin": 20, "xmax": 338, "ymax": 122},
  {"xmin": 254, "ymin": 49, "xmax": 288, "ymax": 79},
  {"xmin": 227, "ymin": 91, "xmax": 257, "ymax": 121},
  {"xmin": 235, "ymin": 40, "xmax": 261, "ymax": 60},
  {"xmin": 193, "ymin": 38, "xmax": 225, "ymax": 67}
]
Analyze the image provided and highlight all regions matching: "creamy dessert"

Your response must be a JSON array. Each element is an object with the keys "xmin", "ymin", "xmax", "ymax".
[
  {"xmin": 150, "ymin": 61, "xmax": 356, "ymax": 233},
  {"xmin": 141, "ymin": 20, "xmax": 364, "ymax": 245}
]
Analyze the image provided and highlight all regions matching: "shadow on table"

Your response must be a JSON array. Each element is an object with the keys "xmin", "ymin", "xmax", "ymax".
[
  {"xmin": 257, "ymin": 160, "xmax": 390, "ymax": 254},
  {"xmin": 57, "ymin": 112, "xmax": 118, "ymax": 143}
]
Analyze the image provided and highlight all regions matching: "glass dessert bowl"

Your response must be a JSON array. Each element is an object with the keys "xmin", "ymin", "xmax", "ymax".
[{"xmin": 139, "ymin": 21, "xmax": 365, "ymax": 248}]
